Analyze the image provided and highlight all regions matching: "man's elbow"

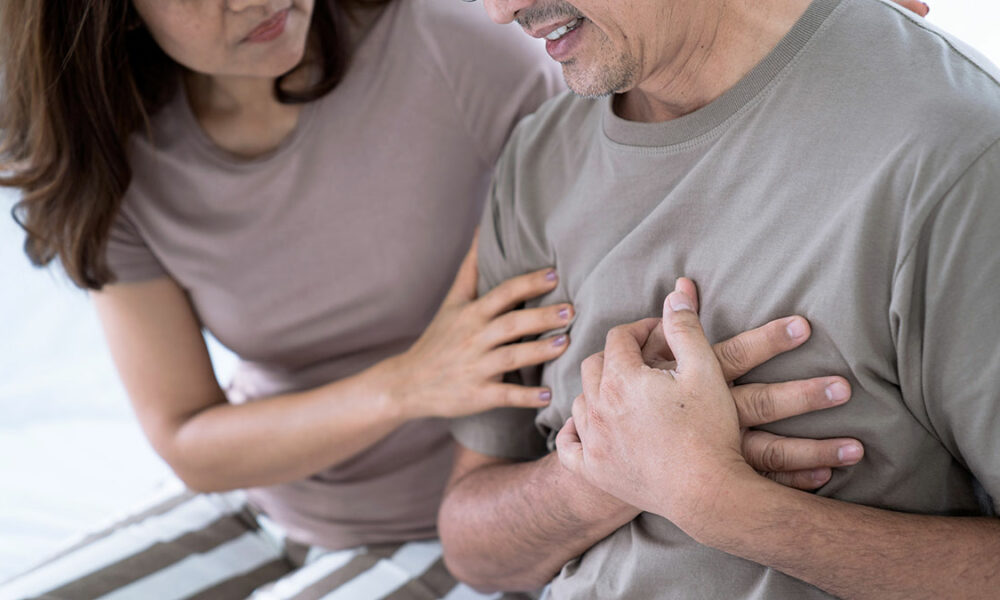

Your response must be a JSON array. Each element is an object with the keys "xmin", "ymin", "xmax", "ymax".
[
  {"xmin": 439, "ymin": 514, "xmax": 553, "ymax": 594},
  {"xmin": 442, "ymin": 549, "xmax": 552, "ymax": 594}
]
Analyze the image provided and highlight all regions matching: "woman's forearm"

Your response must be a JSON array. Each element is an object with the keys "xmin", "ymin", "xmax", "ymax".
[{"xmin": 163, "ymin": 362, "xmax": 409, "ymax": 492}]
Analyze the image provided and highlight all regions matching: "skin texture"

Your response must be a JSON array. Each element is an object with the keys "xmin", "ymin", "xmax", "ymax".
[
  {"xmin": 132, "ymin": 0, "xmax": 314, "ymax": 79},
  {"xmin": 442, "ymin": 1, "xmax": 998, "ymax": 598},
  {"xmin": 557, "ymin": 285, "xmax": 1000, "ymax": 599},
  {"xmin": 97, "ymin": 2, "xmax": 574, "ymax": 493},
  {"xmin": 103, "ymin": 0, "xmax": 855, "ymax": 500},
  {"xmin": 94, "ymin": 241, "xmax": 571, "ymax": 491},
  {"xmin": 133, "ymin": 0, "xmax": 317, "ymax": 156},
  {"xmin": 484, "ymin": 0, "xmax": 928, "ymax": 121},
  {"xmin": 440, "ymin": 281, "xmax": 866, "ymax": 592}
]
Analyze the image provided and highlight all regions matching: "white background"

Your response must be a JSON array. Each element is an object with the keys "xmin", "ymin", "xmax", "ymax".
[{"xmin": 1, "ymin": 1, "xmax": 998, "ymax": 581}]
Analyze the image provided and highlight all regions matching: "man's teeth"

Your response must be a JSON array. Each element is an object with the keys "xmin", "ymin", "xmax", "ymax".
[{"xmin": 545, "ymin": 18, "xmax": 581, "ymax": 41}]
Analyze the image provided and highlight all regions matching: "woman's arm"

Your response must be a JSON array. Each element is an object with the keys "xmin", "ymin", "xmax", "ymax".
[{"xmin": 93, "ymin": 245, "xmax": 571, "ymax": 492}]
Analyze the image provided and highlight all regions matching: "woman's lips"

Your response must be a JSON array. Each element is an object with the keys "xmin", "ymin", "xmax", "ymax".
[{"xmin": 243, "ymin": 9, "xmax": 290, "ymax": 43}]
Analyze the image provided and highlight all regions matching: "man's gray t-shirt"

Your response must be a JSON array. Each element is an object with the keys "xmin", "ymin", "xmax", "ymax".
[{"xmin": 452, "ymin": 0, "xmax": 1000, "ymax": 597}]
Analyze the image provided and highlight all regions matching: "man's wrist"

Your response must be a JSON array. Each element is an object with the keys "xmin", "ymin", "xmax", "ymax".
[
  {"xmin": 673, "ymin": 466, "xmax": 788, "ymax": 548},
  {"xmin": 547, "ymin": 450, "xmax": 640, "ymax": 529}
]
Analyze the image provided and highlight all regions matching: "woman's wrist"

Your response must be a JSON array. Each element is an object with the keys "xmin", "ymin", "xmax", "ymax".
[{"xmin": 359, "ymin": 352, "xmax": 424, "ymax": 423}]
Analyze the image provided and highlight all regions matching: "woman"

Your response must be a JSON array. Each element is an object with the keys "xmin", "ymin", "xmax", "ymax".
[{"xmin": 0, "ymin": 0, "xmax": 924, "ymax": 598}]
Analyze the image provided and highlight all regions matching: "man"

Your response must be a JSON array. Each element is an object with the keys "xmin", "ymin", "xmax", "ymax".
[{"xmin": 439, "ymin": 0, "xmax": 1000, "ymax": 597}]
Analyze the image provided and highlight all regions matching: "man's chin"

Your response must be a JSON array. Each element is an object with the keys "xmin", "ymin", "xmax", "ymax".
[{"xmin": 561, "ymin": 58, "xmax": 635, "ymax": 98}]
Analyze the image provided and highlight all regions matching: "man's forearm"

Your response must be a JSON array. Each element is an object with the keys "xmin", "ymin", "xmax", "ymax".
[
  {"xmin": 439, "ymin": 452, "xmax": 637, "ymax": 592},
  {"xmin": 690, "ymin": 474, "xmax": 1000, "ymax": 600}
]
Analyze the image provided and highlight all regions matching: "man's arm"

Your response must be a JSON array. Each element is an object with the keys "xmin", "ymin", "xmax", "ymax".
[
  {"xmin": 557, "ymin": 285, "xmax": 1000, "ymax": 600},
  {"xmin": 440, "ymin": 447, "xmax": 633, "ymax": 592},
  {"xmin": 441, "ymin": 308, "xmax": 868, "ymax": 592},
  {"xmin": 701, "ymin": 476, "xmax": 1000, "ymax": 600}
]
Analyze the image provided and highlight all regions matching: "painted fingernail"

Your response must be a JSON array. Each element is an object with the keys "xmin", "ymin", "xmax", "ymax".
[
  {"xmin": 558, "ymin": 307, "xmax": 571, "ymax": 320},
  {"xmin": 785, "ymin": 318, "xmax": 808, "ymax": 340},
  {"xmin": 921, "ymin": 2, "xmax": 930, "ymax": 15},
  {"xmin": 552, "ymin": 335, "xmax": 568, "ymax": 347},
  {"xmin": 539, "ymin": 391, "xmax": 552, "ymax": 402},
  {"xmin": 545, "ymin": 270, "xmax": 558, "ymax": 282},
  {"xmin": 825, "ymin": 381, "xmax": 850, "ymax": 405},
  {"xmin": 837, "ymin": 443, "xmax": 863, "ymax": 463},
  {"xmin": 667, "ymin": 292, "xmax": 693, "ymax": 312}
]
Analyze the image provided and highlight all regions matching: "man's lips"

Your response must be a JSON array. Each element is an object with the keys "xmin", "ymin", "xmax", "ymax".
[
  {"xmin": 243, "ymin": 9, "xmax": 290, "ymax": 43},
  {"xmin": 524, "ymin": 17, "xmax": 583, "ymax": 40}
]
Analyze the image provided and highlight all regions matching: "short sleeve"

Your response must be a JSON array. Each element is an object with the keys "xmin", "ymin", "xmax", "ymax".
[
  {"xmin": 891, "ymin": 138, "xmax": 1000, "ymax": 512},
  {"xmin": 104, "ymin": 205, "xmax": 168, "ymax": 283},
  {"xmin": 450, "ymin": 139, "xmax": 550, "ymax": 461}
]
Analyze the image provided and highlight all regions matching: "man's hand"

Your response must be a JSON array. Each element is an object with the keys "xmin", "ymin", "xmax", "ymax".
[
  {"xmin": 604, "ymin": 278, "xmax": 863, "ymax": 490},
  {"xmin": 556, "ymin": 281, "xmax": 842, "ymax": 528}
]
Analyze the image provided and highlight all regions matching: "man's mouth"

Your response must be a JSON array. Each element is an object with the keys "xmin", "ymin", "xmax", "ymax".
[{"xmin": 545, "ymin": 17, "xmax": 583, "ymax": 41}]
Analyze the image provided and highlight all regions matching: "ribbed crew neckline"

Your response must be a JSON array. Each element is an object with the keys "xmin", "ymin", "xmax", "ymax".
[{"xmin": 603, "ymin": 0, "xmax": 842, "ymax": 148}]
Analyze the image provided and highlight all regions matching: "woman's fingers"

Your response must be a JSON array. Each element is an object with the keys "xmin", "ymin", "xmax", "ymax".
[
  {"xmin": 732, "ymin": 376, "xmax": 852, "ymax": 428},
  {"xmin": 742, "ymin": 429, "xmax": 865, "ymax": 474},
  {"xmin": 475, "ymin": 268, "xmax": 559, "ymax": 318},
  {"xmin": 481, "ymin": 303, "xmax": 573, "ymax": 347},
  {"xmin": 476, "ymin": 383, "xmax": 554, "ymax": 411},
  {"xmin": 483, "ymin": 334, "xmax": 570, "ymax": 376}
]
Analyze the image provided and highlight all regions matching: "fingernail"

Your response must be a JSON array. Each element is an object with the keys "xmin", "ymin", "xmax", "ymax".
[
  {"xmin": 552, "ymin": 335, "xmax": 568, "ymax": 347},
  {"xmin": 558, "ymin": 307, "xmax": 571, "ymax": 320},
  {"xmin": 811, "ymin": 468, "xmax": 831, "ymax": 484},
  {"xmin": 545, "ymin": 270, "xmax": 558, "ymax": 282},
  {"xmin": 667, "ymin": 292, "xmax": 693, "ymax": 312},
  {"xmin": 539, "ymin": 390, "xmax": 552, "ymax": 402},
  {"xmin": 922, "ymin": 2, "xmax": 930, "ymax": 15},
  {"xmin": 785, "ymin": 318, "xmax": 808, "ymax": 340},
  {"xmin": 837, "ymin": 443, "xmax": 863, "ymax": 463},
  {"xmin": 825, "ymin": 381, "xmax": 850, "ymax": 405}
]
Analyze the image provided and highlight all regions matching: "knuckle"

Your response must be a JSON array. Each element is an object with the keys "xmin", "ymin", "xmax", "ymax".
[
  {"xmin": 745, "ymin": 386, "xmax": 776, "ymax": 424},
  {"xmin": 504, "ymin": 388, "xmax": 525, "ymax": 407},
  {"xmin": 496, "ymin": 314, "xmax": 520, "ymax": 338},
  {"xmin": 759, "ymin": 441, "xmax": 787, "ymax": 472},
  {"xmin": 495, "ymin": 349, "xmax": 519, "ymax": 372},
  {"xmin": 717, "ymin": 338, "xmax": 753, "ymax": 373},
  {"xmin": 582, "ymin": 353, "xmax": 602, "ymax": 371}
]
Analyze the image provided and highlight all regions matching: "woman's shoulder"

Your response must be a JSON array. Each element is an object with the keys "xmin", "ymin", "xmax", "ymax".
[{"xmin": 401, "ymin": 0, "xmax": 558, "ymax": 81}]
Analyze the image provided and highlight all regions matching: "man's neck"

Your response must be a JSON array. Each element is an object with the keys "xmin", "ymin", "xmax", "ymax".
[{"xmin": 616, "ymin": 0, "xmax": 812, "ymax": 123}]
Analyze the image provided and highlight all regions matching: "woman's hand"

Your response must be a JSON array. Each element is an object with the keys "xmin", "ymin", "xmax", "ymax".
[{"xmin": 381, "ymin": 238, "xmax": 572, "ymax": 419}]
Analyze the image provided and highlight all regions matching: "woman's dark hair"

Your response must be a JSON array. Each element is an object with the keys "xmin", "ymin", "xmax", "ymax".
[{"xmin": 1, "ymin": 0, "xmax": 387, "ymax": 289}]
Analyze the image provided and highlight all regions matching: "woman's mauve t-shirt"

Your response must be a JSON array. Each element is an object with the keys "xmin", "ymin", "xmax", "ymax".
[{"xmin": 103, "ymin": 0, "xmax": 562, "ymax": 549}]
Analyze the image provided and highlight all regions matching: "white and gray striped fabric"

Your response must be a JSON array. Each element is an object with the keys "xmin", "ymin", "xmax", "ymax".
[{"xmin": 0, "ymin": 489, "xmax": 533, "ymax": 600}]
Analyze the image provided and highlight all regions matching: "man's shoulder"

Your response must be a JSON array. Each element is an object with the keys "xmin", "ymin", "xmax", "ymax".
[
  {"xmin": 834, "ymin": 0, "xmax": 1000, "ymax": 134},
  {"xmin": 501, "ymin": 91, "xmax": 603, "ymax": 165}
]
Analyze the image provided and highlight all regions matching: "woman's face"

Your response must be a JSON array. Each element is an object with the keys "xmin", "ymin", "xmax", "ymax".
[{"xmin": 132, "ymin": 0, "xmax": 315, "ymax": 79}]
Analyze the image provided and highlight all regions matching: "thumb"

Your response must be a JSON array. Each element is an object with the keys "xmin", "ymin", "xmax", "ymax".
[
  {"xmin": 674, "ymin": 277, "xmax": 700, "ymax": 314},
  {"xmin": 443, "ymin": 231, "xmax": 480, "ymax": 305},
  {"xmin": 556, "ymin": 417, "xmax": 585, "ymax": 475},
  {"xmin": 661, "ymin": 291, "xmax": 720, "ymax": 378}
]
